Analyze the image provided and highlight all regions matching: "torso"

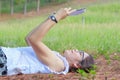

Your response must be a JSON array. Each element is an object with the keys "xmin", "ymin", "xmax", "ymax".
[{"xmin": 1, "ymin": 46, "xmax": 69, "ymax": 75}]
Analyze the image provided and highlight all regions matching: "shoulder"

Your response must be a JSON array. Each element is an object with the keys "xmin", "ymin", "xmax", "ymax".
[{"xmin": 50, "ymin": 51, "xmax": 70, "ymax": 74}]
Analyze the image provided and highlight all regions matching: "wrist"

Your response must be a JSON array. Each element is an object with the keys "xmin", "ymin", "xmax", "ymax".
[
  {"xmin": 49, "ymin": 14, "xmax": 58, "ymax": 23},
  {"xmin": 54, "ymin": 14, "xmax": 61, "ymax": 22},
  {"xmin": 49, "ymin": 13, "xmax": 62, "ymax": 23},
  {"xmin": 49, "ymin": 15, "xmax": 58, "ymax": 23}
]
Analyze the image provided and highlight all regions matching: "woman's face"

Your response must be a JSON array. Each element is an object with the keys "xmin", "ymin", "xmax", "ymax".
[{"xmin": 63, "ymin": 49, "xmax": 89, "ymax": 68}]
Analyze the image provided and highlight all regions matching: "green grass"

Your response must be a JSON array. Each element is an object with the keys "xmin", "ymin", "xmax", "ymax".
[{"xmin": 0, "ymin": 1, "xmax": 120, "ymax": 58}]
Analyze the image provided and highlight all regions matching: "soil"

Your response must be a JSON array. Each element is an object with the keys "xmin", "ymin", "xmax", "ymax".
[
  {"xmin": 0, "ymin": 53, "xmax": 120, "ymax": 80},
  {"xmin": 0, "ymin": 0, "xmax": 120, "ymax": 80}
]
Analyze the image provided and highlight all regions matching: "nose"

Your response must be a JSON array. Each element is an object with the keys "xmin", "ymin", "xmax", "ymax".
[{"xmin": 71, "ymin": 49, "xmax": 79, "ymax": 53}]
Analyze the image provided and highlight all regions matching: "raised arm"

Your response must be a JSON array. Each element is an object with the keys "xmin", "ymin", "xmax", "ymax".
[{"xmin": 25, "ymin": 8, "xmax": 75, "ymax": 72}]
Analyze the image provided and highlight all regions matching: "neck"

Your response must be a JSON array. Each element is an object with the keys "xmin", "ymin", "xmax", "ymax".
[{"xmin": 62, "ymin": 53, "xmax": 73, "ymax": 67}]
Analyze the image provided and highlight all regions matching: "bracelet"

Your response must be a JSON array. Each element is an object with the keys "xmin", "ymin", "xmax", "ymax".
[{"xmin": 49, "ymin": 15, "xmax": 58, "ymax": 23}]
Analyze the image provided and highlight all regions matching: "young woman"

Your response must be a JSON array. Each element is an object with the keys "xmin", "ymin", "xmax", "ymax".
[{"xmin": 0, "ymin": 8, "xmax": 94, "ymax": 76}]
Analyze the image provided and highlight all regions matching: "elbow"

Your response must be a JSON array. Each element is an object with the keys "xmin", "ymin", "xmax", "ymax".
[
  {"xmin": 25, "ymin": 36, "xmax": 30, "ymax": 45},
  {"xmin": 25, "ymin": 35, "xmax": 40, "ymax": 45},
  {"xmin": 25, "ymin": 36, "xmax": 29, "ymax": 44},
  {"xmin": 25, "ymin": 35, "xmax": 35, "ymax": 45}
]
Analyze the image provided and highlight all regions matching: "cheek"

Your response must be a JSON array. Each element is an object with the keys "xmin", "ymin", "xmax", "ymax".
[
  {"xmin": 64, "ymin": 51, "xmax": 73, "ymax": 59},
  {"xmin": 73, "ymin": 53, "xmax": 81, "ymax": 61}
]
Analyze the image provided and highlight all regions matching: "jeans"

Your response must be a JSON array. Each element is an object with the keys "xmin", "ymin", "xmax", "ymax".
[{"xmin": 0, "ymin": 47, "xmax": 7, "ymax": 76}]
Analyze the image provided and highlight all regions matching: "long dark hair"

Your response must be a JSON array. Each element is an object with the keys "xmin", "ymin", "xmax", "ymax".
[
  {"xmin": 80, "ymin": 55, "xmax": 94, "ymax": 73},
  {"xmin": 69, "ymin": 54, "xmax": 94, "ymax": 73}
]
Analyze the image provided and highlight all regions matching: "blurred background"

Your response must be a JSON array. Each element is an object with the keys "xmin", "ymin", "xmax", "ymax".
[{"xmin": 0, "ymin": 0, "xmax": 70, "ymax": 15}]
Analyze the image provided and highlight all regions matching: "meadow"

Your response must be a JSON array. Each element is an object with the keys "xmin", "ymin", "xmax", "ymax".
[{"xmin": 0, "ymin": 0, "xmax": 120, "ymax": 59}]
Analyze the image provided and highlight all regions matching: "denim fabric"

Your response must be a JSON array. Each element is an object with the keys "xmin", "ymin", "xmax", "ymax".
[{"xmin": 0, "ymin": 47, "xmax": 7, "ymax": 76}]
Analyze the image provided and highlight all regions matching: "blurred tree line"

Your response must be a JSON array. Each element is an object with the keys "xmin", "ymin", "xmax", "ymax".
[{"xmin": 0, "ymin": 0, "xmax": 69, "ymax": 15}]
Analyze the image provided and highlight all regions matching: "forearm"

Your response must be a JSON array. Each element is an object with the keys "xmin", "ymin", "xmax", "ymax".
[
  {"xmin": 25, "ymin": 8, "xmax": 75, "ymax": 45},
  {"xmin": 26, "ymin": 17, "xmax": 57, "ymax": 45}
]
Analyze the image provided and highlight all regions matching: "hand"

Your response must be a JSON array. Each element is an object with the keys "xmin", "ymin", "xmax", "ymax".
[{"xmin": 55, "ymin": 7, "xmax": 76, "ymax": 21}]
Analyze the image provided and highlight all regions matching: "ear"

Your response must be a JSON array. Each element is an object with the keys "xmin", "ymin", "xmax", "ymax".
[{"xmin": 73, "ymin": 63, "xmax": 80, "ymax": 68}]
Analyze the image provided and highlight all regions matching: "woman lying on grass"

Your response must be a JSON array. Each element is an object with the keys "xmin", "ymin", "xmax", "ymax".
[{"xmin": 0, "ymin": 8, "xmax": 94, "ymax": 76}]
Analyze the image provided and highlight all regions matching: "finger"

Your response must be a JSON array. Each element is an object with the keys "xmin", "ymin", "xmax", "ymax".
[
  {"xmin": 68, "ymin": 9, "xmax": 76, "ymax": 14},
  {"xmin": 64, "ymin": 7, "xmax": 72, "ymax": 11},
  {"xmin": 68, "ymin": 7, "xmax": 72, "ymax": 11},
  {"xmin": 64, "ymin": 8, "xmax": 70, "ymax": 15},
  {"xmin": 64, "ymin": 8, "xmax": 68, "ymax": 11}
]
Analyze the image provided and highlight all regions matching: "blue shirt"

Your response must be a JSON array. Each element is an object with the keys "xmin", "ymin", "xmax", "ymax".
[{"xmin": 1, "ymin": 46, "xmax": 69, "ymax": 75}]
